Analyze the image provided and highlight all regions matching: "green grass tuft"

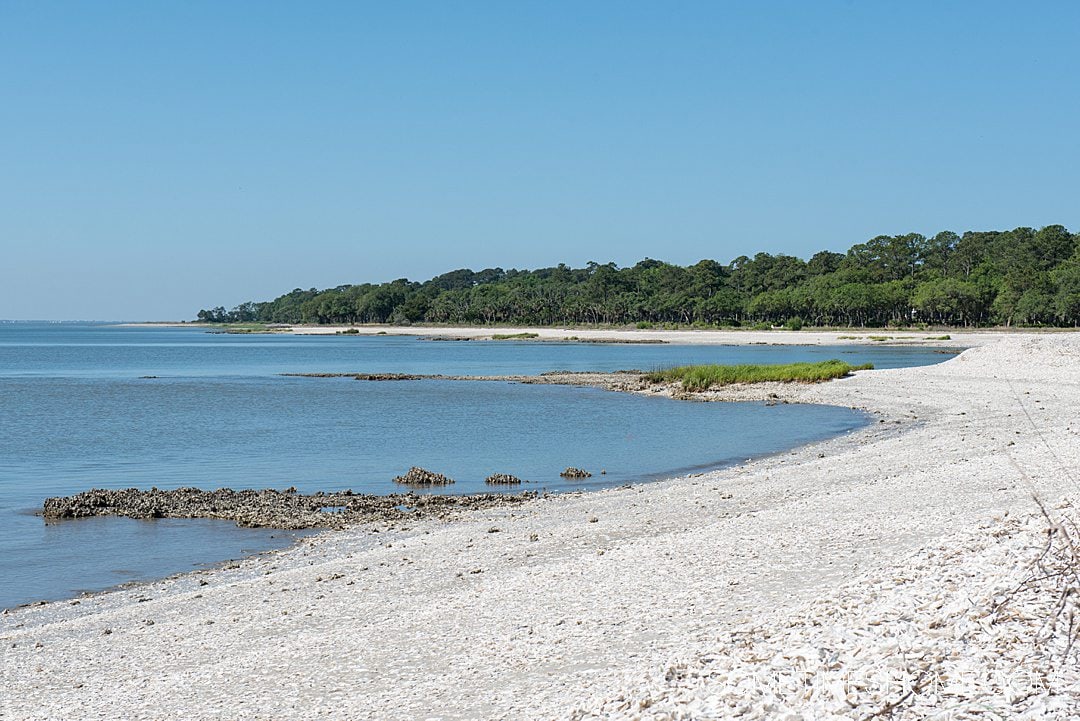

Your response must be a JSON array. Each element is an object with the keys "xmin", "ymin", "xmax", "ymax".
[
  {"xmin": 491, "ymin": 332, "xmax": 540, "ymax": 340},
  {"xmin": 924, "ymin": 334, "xmax": 951, "ymax": 340},
  {"xmin": 644, "ymin": 359, "xmax": 874, "ymax": 391}
]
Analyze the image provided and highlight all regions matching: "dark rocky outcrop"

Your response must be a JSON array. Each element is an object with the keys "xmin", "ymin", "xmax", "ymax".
[
  {"xmin": 41, "ymin": 486, "xmax": 533, "ymax": 530},
  {"xmin": 560, "ymin": 467, "xmax": 593, "ymax": 479},
  {"xmin": 391, "ymin": 467, "xmax": 454, "ymax": 486},
  {"xmin": 485, "ymin": 473, "xmax": 523, "ymax": 485}
]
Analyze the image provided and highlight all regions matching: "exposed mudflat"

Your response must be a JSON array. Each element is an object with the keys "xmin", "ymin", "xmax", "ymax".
[{"xmin": 280, "ymin": 369, "xmax": 646, "ymax": 388}]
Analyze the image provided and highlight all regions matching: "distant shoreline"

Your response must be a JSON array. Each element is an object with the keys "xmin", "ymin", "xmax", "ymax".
[{"xmin": 109, "ymin": 321, "xmax": 1068, "ymax": 347}]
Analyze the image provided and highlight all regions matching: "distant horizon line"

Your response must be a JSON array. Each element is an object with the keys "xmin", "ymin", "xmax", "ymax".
[{"xmin": 0, "ymin": 319, "xmax": 190, "ymax": 324}]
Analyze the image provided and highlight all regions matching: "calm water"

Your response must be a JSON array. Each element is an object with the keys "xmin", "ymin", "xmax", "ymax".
[{"xmin": 0, "ymin": 323, "xmax": 953, "ymax": 608}]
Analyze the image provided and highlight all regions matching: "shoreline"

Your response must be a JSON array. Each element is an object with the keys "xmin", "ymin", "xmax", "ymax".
[
  {"xmin": 113, "ymin": 320, "xmax": 1074, "ymax": 347},
  {"xmin": 4, "ymin": 334, "xmax": 1079, "ymax": 718}
]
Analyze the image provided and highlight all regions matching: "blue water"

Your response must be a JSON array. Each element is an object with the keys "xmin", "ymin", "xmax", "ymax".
[{"xmin": 0, "ymin": 323, "xmax": 954, "ymax": 608}]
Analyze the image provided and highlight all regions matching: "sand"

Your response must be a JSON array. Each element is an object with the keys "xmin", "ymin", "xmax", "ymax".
[
  {"xmin": 3, "ymin": 332, "xmax": 1079, "ymax": 719},
  {"xmin": 287, "ymin": 323, "xmax": 1005, "ymax": 347},
  {"xmin": 120, "ymin": 320, "xmax": 1050, "ymax": 348}
]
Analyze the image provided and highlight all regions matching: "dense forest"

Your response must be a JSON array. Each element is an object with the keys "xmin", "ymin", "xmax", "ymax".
[{"xmin": 198, "ymin": 225, "xmax": 1080, "ymax": 328}]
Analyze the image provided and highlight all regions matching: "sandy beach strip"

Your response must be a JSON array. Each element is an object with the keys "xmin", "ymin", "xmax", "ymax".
[
  {"xmin": 285, "ymin": 324, "xmax": 999, "ymax": 347},
  {"xmin": 3, "ymin": 333, "xmax": 1079, "ymax": 719},
  {"xmin": 119, "ymin": 320, "xmax": 1042, "ymax": 347}
]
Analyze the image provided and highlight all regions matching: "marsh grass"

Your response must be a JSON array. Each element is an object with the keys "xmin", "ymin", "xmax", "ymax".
[
  {"xmin": 491, "ymin": 332, "xmax": 540, "ymax": 340},
  {"xmin": 924, "ymin": 334, "xmax": 952, "ymax": 340},
  {"xmin": 645, "ymin": 359, "xmax": 874, "ymax": 391},
  {"xmin": 217, "ymin": 323, "xmax": 287, "ymax": 334}
]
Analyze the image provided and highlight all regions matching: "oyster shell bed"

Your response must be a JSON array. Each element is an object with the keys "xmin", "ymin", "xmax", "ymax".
[
  {"xmin": 391, "ymin": 466, "xmax": 455, "ymax": 486},
  {"xmin": 486, "ymin": 473, "xmax": 525, "ymax": 485},
  {"xmin": 574, "ymin": 498, "xmax": 1080, "ymax": 720},
  {"xmin": 41, "ymin": 485, "xmax": 533, "ymax": 529}
]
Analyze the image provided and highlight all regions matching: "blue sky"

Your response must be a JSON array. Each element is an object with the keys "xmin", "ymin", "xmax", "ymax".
[{"xmin": 2, "ymin": 1, "xmax": 1078, "ymax": 320}]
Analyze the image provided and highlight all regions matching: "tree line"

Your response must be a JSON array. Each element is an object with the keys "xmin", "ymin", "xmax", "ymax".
[{"xmin": 197, "ymin": 224, "xmax": 1080, "ymax": 328}]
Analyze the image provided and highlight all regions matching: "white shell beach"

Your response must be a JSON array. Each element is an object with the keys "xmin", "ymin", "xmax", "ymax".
[{"xmin": 3, "ymin": 331, "xmax": 1078, "ymax": 719}]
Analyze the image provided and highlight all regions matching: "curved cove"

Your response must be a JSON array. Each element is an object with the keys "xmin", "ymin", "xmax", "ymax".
[{"xmin": 1, "ymin": 377, "xmax": 868, "ymax": 608}]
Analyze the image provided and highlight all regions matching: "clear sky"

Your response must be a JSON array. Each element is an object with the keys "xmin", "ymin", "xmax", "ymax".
[{"xmin": 2, "ymin": 1, "xmax": 1078, "ymax": 320}]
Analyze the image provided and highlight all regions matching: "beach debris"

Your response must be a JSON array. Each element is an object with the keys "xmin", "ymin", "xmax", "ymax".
[
  {"xmin": 391, "ymin": 467, "xmax": 454, "ymax": 486},
  {"xmin": 560, "ymin": 467, "xmax": 593, "ymax": 479},
  {"xmin": 485, "ymin": 473, "xmax": 523, "ymax": 485}
]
